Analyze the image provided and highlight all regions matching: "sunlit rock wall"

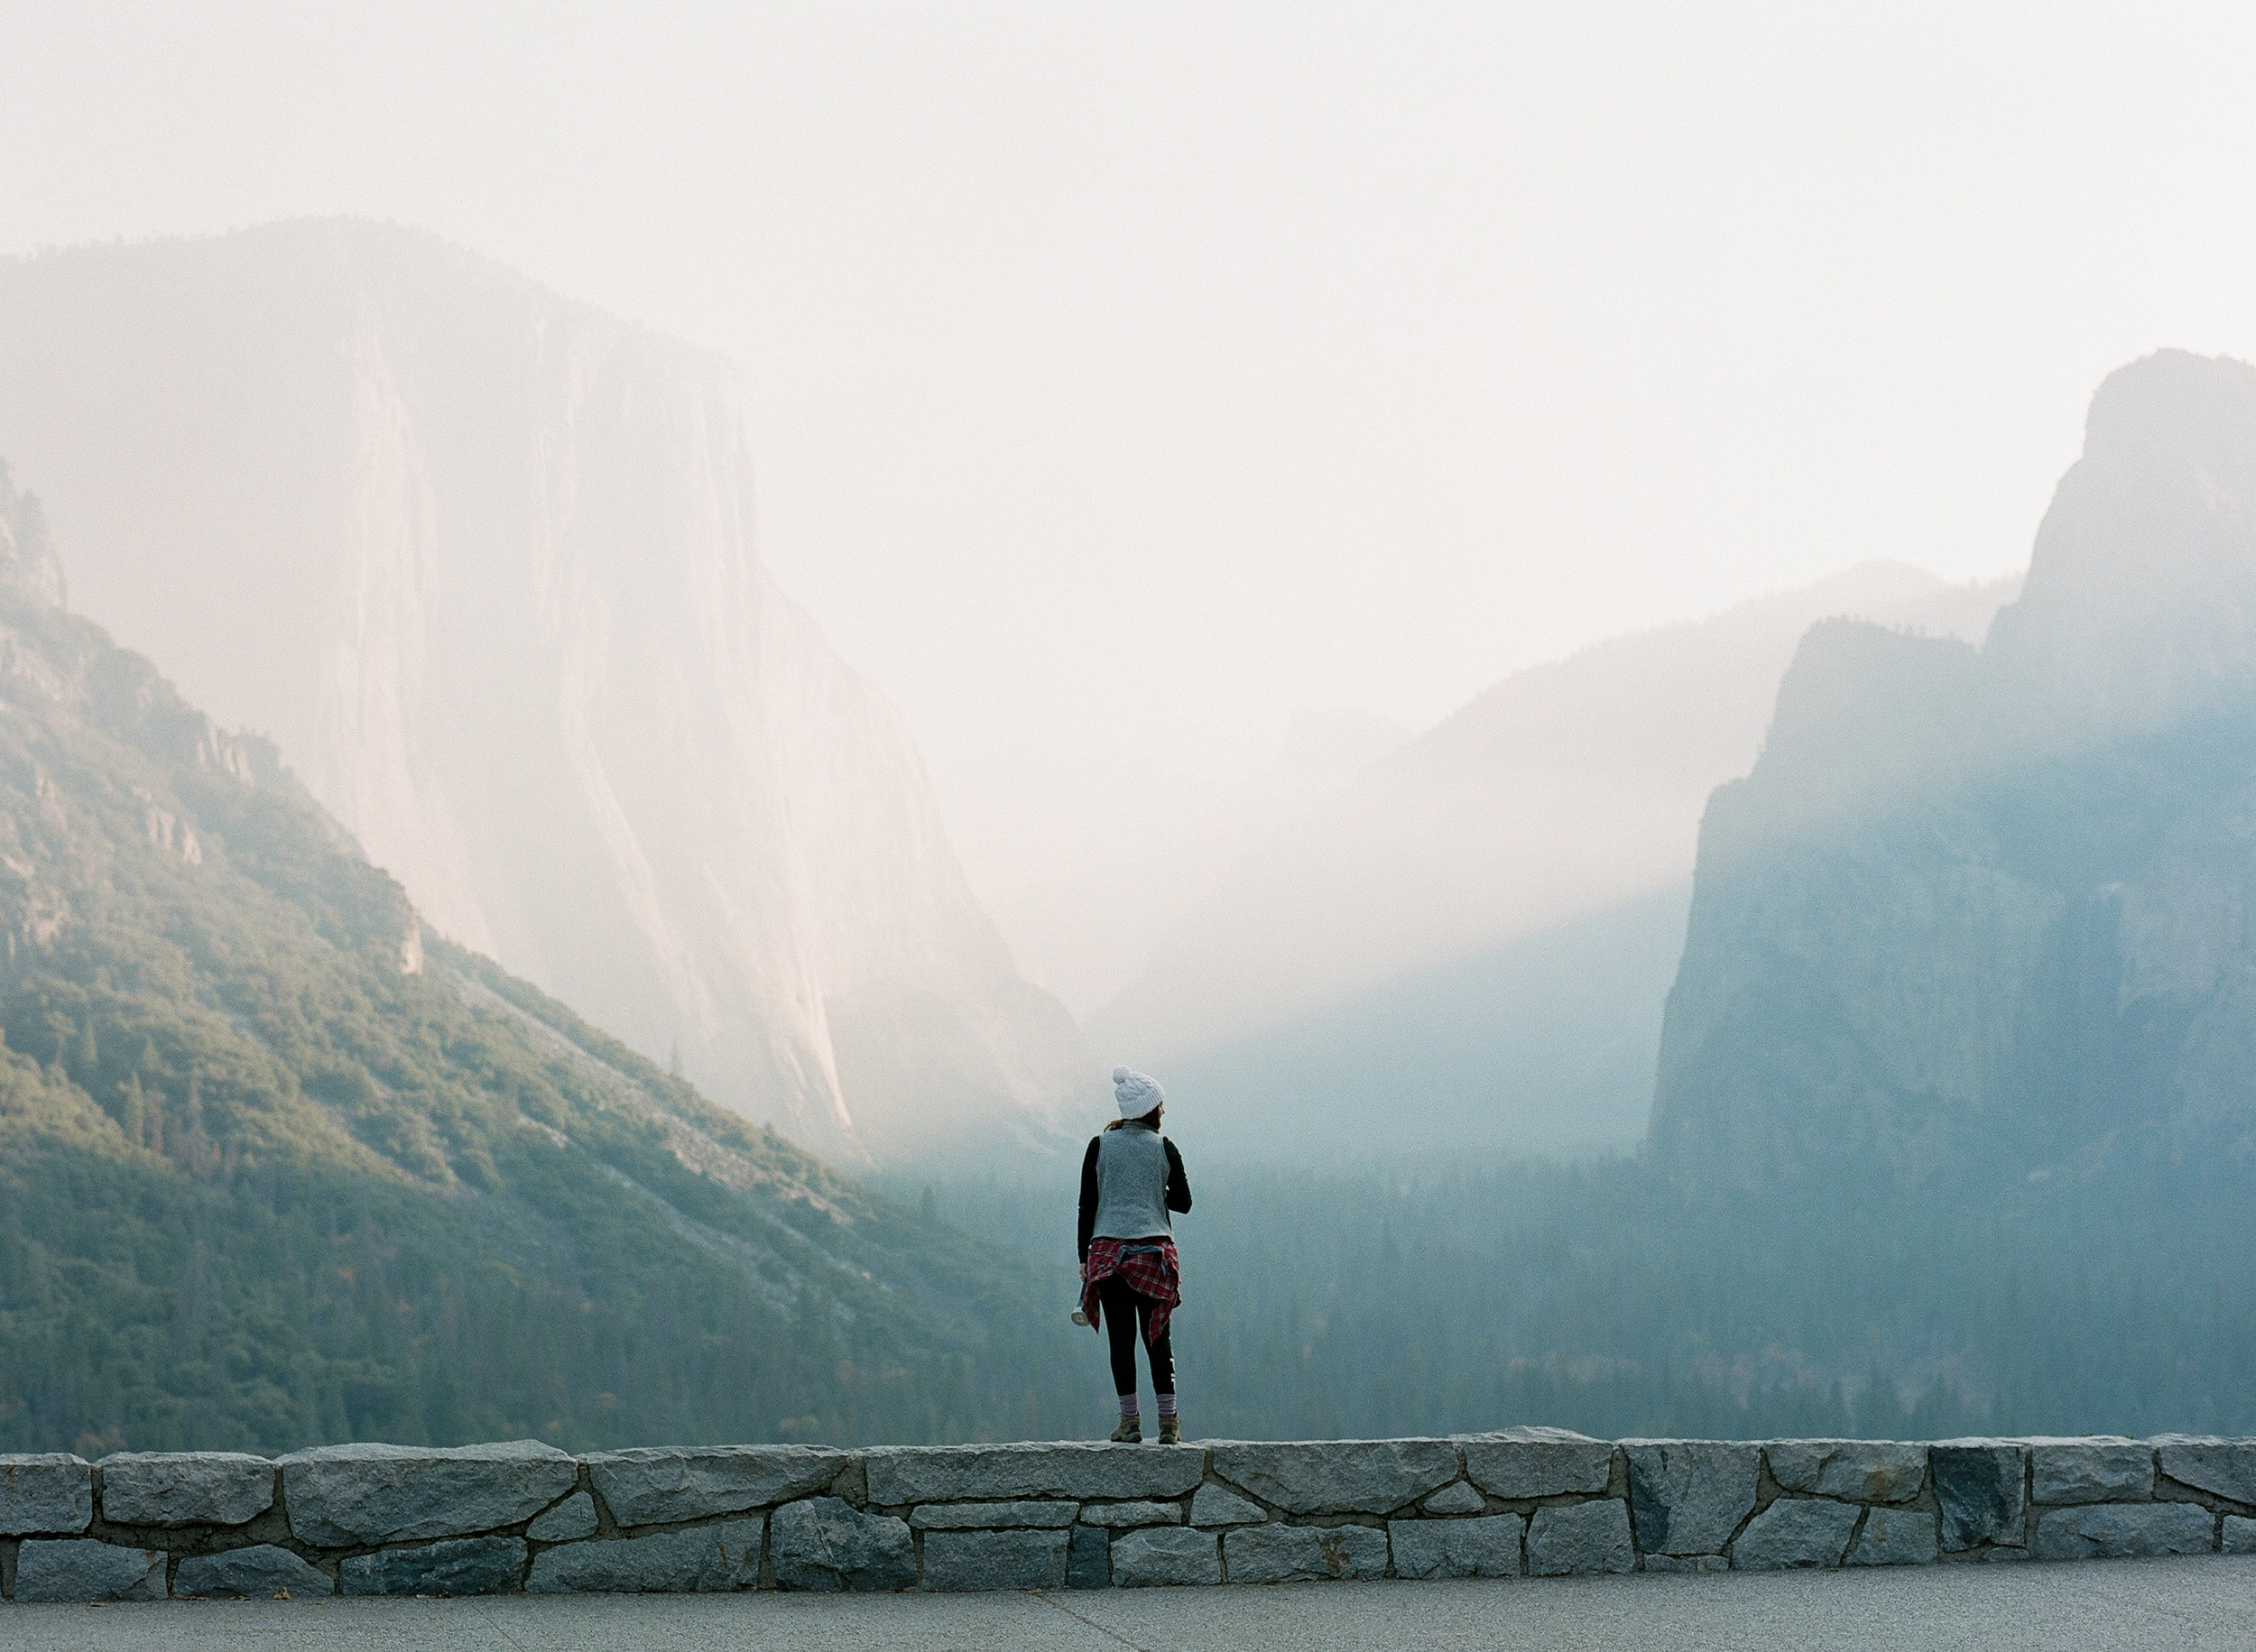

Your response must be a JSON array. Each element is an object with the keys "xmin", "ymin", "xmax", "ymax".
[{"xmin": 0, "ymin": 223, "xmax": 1092, "ymax": 1160}]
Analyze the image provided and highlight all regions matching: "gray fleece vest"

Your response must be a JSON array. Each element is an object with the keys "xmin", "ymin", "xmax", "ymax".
[{"xmin": 1091, "ymin": 1124, "xmax": 1173, "ymax": 1241}]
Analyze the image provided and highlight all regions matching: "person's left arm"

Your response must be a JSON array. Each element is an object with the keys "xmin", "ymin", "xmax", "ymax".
[{"xmin": 1077, "ymin": 1137, "xmax": 1101, "ymax": 1266}]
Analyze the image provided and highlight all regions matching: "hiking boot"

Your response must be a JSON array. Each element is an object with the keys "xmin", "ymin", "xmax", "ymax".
[
  {"xmin": 1157, "ymin": 1414, "xmax": 1181, "ymax": 1445},
  {"xmin": 1109, "ymin": 1417, "xmax": 1142, "ymax": 1444}
]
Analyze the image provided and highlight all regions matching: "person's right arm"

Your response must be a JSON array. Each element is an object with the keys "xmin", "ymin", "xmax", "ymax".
[{"xmin": 1077, "ymin": 1137, "xmax": 1101, "ymax": 1268}]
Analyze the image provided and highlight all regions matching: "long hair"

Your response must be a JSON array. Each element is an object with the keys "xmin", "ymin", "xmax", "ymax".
[{"xmin": 1104, "ymin": 1103, "xmax": 1163, "ymax": 1132}]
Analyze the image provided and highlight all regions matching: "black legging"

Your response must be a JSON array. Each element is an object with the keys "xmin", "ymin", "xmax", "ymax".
[{"xmin": 1096, "ymin": 1274, "xmax": 1175, "ymax": 1397}]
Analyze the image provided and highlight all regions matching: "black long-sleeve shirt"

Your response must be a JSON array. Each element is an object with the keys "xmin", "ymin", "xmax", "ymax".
[{"xmin": 1077, "ymin": 1125, "xmax": 1192, "ymax": 1262}]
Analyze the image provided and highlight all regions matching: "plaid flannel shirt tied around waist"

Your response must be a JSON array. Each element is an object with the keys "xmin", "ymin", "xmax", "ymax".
[{"xmin": 1079, "ymin": 1237, "xmax": 1180, "ymax": 1347}]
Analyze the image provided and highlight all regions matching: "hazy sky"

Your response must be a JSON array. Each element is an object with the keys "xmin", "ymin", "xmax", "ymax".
[{"xmin": 11, "ymin": 2, "xmax": 2256, "ymax": 912}]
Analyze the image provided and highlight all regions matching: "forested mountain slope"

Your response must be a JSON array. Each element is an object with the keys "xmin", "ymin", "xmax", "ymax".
[{"xmin": 0, "ymin": 461, "xmax": 1078, "ymax": 1454}]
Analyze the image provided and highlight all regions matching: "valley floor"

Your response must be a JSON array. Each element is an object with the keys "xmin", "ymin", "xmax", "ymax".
[{"xmin": 6, "ymin": 1557, "xmax": 2251, "ymax": 1652}]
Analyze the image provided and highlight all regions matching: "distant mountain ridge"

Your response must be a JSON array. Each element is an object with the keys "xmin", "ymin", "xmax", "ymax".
[
  {"xmin": 1096, "ymin": 562, "xmax": 2019, "ymax": 1162},
  {"xmin": 1652, "ymin": 350, "xmax": 2256, "ymax": 1185},
  {"xmin": 0, "ymin": 458, "xmax": 1075, "ymax": 1451},
  {"xmin": 0, "ymin": 221, "xmax": 1092, "ymax": 1162}
]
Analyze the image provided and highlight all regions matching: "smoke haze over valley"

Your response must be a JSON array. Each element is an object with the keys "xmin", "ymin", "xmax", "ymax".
[
  {"xmin": 5, "ymin": 4, "xmax": 2256, "ymax": 1461},
  {"xmin": 19, "ymin": 5, "xmax": 2256, "ymax": 1016}
]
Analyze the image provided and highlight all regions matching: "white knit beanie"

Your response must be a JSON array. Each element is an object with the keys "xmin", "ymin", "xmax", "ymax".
[{"xmin": 1112, "ymin": 1065, "xmax": 1164, "ymax": 1121}]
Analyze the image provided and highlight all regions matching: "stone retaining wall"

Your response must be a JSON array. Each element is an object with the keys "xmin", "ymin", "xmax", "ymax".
[{"xmin": 2, "ymin": 1430, "xmax": 2252, "ymax": 1600}]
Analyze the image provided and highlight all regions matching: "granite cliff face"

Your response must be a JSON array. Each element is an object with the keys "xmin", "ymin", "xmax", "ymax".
[
  {"xmin": 1651, "ymin": 351, "xmax": 2256, "ymax": 1185},
  {"xmin": 0, "ymin": 222, "xmax": 1089, "ymax": 1160}
]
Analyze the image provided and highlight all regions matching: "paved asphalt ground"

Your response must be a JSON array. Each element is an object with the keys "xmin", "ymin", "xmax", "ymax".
[{"xmin": 1, "ymin": 1556, "xmax": 2249, "ymax": 1650}]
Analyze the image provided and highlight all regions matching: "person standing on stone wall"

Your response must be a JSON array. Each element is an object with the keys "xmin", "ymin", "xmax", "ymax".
[{"xmin": 1077, "ymin": 1066, "xmax": 1193, "ymax": 1444}]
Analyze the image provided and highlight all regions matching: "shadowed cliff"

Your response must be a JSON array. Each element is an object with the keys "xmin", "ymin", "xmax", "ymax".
[{"xmin": 1652, "ymin": 350, "xmax": 2256, "ymax": 1186}]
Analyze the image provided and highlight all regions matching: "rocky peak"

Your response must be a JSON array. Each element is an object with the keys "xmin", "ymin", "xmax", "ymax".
[{"xmin": 1987, "ymin": 350, "xmax": 2256, "ymax": 729}]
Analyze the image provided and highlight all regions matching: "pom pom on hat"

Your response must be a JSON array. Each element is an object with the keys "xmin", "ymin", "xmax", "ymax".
[{"xmin": 1113, "ymin": 1066, "xmax": 1164, "ymax": 1120}]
